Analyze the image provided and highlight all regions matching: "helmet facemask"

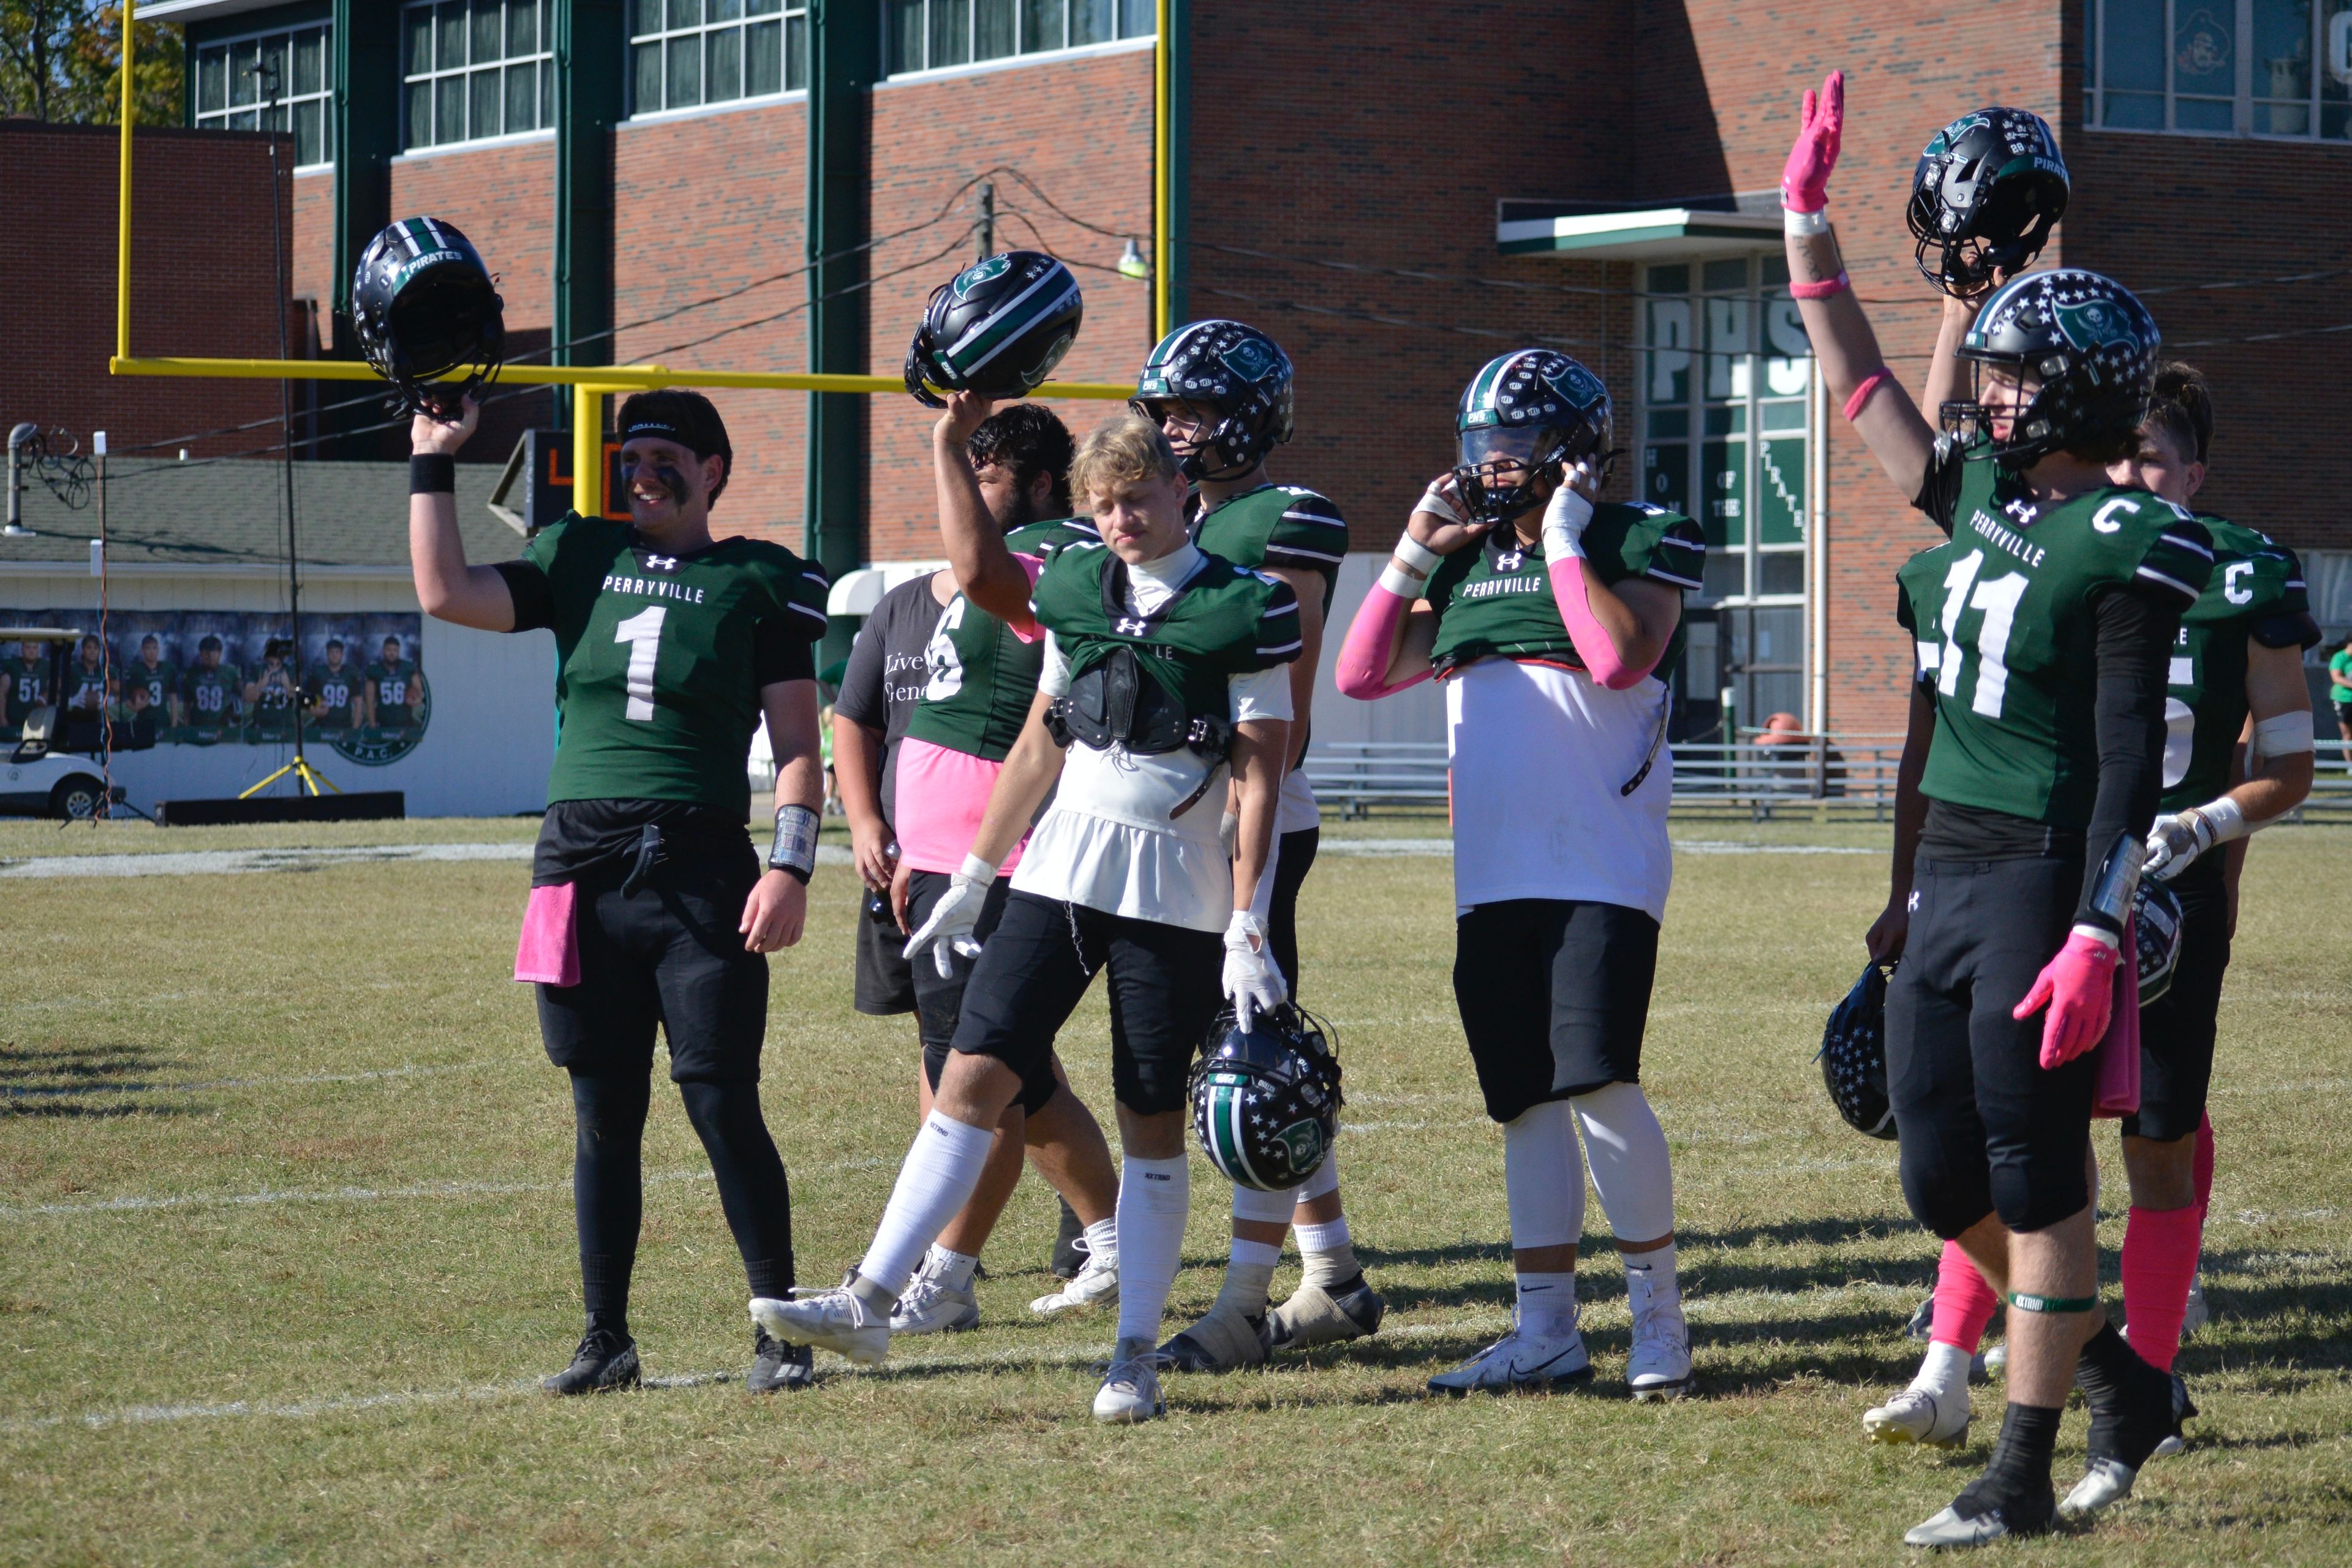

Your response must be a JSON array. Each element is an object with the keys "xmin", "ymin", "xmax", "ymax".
[{"xmin": 1451, "ymin": 424, "xmax": 1572, "ymax": 527}]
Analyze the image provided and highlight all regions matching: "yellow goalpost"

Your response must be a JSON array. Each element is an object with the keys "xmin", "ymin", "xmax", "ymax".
[{"xmin": 107, "ymin": 0, "xmax": 1170, "ymax": 517}]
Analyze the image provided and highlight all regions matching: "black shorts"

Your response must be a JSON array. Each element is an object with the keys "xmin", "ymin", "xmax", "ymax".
[
  {"xmin": 903, "ymin": 870, "xmax": 1058, "ymax": 1116},
  {"xmin": 853, "ymin": 884, "xmax": 916, "ymax": 1017},
  {"xmin": 951, "ymin": 889, "xmax": 1223, "ymax": 1116},
  {"xmin": 1887, "ymin": 855, "xmax": 2095, "ymax": 1237},
  {"xmin": 2125, "ymin": 856, "xmax": 2231, "ymax": 1144},
  {"xmin": 1267, "ymin": 826, "xmax": 1319, "ymax": 1001},
  {"xmin": 1452, "ymin": 899, "xmax": 1659, "ymax": 1123},
  {"xmin": 536, "ymin": 842, "xmax": 769, "ymax": 1084}
]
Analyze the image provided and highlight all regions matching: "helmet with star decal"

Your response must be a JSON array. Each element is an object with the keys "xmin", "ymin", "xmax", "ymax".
[
  {"xmin": 1951, "ymin": 269, "xmax": 2158, "ymax": 468},
  {"xmin": 1189, "ymin": 1005, "xmax": 1343, "ymax": 1190}
]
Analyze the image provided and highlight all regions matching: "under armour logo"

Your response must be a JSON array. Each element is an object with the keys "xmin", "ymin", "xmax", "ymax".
[
  {"xmin": 1115, "ymin": 616, "xmax": 1148, "ymax": 636},
  {"xmin": 1496, "ymin": 549, "xmax": 1525, "ymax": 573},
  {"xmin": 1907, "ymin": 890, "xmax": 1920, "ymax": 912},
  {"xmin": 2001, "ymin": 499, "xmax": 2038, "ymax": 527},
  {"xmin": 646, "ymin": 554, "xmax": 679, "ymax": 571}
]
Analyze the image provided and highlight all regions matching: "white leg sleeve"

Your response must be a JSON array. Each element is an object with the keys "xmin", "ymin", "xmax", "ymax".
[
  {"xmin": 857, "ymin": 1112, "xmax": 998, "ymax": 1297},
  {"xmin": 1294, "ymin": 1145, "xmax": 1341, "ymax": 1204},
  {"xmin": 1114, "ymin": 1154, "xmax": 1191, "ymax": 1347},
  {"xmin": 1231, "ymin": 1181, "xmax": 1295, "ymax": 1226},
  {"xmin": 1569, "ymin": 1080, "xmax": 1675, "ymax": 1245},
  {"xmin": 1502, "ymin": 1099, "xmax": 1586, "ymax": 1250}
]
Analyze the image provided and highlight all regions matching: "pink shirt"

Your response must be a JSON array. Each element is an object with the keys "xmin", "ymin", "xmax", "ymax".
[{"xmin": 893, "ymin": 737, "xmax": 1029, "ymax": 875}]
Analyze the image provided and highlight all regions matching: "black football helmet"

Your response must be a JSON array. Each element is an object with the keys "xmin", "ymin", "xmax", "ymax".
[
  {"xmin": 904, "ymin": 251, "xmax": 1083, "ymax": 409},
  {"xmin": 1819, "ymin": 962, "xmax": 1897, "ymax": 1140},
  {"xmin": 1907, "ymin": 107, "xmax": 2070, "ymax": 297},
  {"xmin": 350, "ymin": 217, "xmax": 505, "ymax": 418},
  {"xmin": 1949, "ymin": 270, "xmax": 2159, "ymax": 467},
  {"xmin": 1451, "ymin": 349, "xmax": 1613, "ymax": 526},
  {"xmin": 1189, "ymin": 1004, "xmax": 1343, "ymax": 1191},
  {"xmin": 1129, "ymin": 320, "xmax": 1295, "ymax": 481},
  {"xmin": 2133, "ymin": 879, "xmax": 2185, "ymax": 1008}
]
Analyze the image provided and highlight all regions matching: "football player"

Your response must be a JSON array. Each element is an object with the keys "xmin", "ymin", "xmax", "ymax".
[
  {"xmin": 123, "ymin": 634, "xmax": 179, "ymax": 728},
  {"xmin": 1866, "ymin": 363, "xmax": 2318, "ymax": 1466},
  {"xmin": 366, "ymin": 635, "xmax": 425, "ymax": 731},
  {"xmin": 2, "ymin": 636, "xmax": 50, "ymax": 736},
  {"xmin": 308, "ymin": 639, "xmax": 362, "ymax": 733},
  {"xmin": 63, "ymin": 635, "xmax": 110, "ymax": 717},
  {"xmin": 870, "ymin": 401, "xmax": 1123, "ymax": 1336},
  {"xmin": 1779, "ymin": 72, "xmax": 2212, "ymax": 1546},
  {"xmin": 181, "ymin": 636, "xmax": 240, "ymax": 738},
  {"xmin": 244, "ymin": 644, "xmax": 299, "ymax": 740},
  {"xmin": 759, "ymin": 415, "xmax": 1300, "ymax": 1424},
  {"xmin": 408, "ymin": 389, "xmax": 831, "ymax": 1397},
  {"xmin": 1335, "ymin": 348, "xmax": 1703, "ymax": 1401},
  {"xmin": 1128, "ymin": 320, "xmax": 1385, "ymax": 1372}
]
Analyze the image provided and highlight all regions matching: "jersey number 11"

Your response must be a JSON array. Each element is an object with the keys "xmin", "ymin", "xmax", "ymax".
[{"xmin": 1936, "ymin": 549, "xmax": 2029, "ymax": 721}]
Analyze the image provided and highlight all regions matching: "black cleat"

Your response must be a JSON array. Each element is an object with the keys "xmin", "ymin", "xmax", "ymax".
[
  {"xmin": 747, "ymin": 1329, "xmax": 813, "ymax": 1393},
  {"xmin": 1050, "ymin": 1195, "xmax": 1086, "ymax": 1280},
  {"xmin": 541, "ymin": 1330, "xmax": 641, "ymax": 1396}
]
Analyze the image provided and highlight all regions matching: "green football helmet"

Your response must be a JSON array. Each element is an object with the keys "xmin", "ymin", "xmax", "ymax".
[
  {"xmin": 1951, "ymin": 269, "xmax": 2158, "ymax": 467},
  {"xmin": 904, "ymin": 251, "xmax": 1084, "ymax": 409},
  {"xmin": 1130, "ymin": 320, "xmax": 1295, "ymax": 480},
  {"xmin": 1189, "ymin": 1005, "xmax": 1343, "ymax": 1191},
  {"xmin": 1452, "ymin": 349, "xmax": 1613, "ymax": 525}
]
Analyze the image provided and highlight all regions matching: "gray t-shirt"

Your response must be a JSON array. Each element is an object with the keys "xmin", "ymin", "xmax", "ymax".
[{"xmin": 833, "ymin": 573, "xmax": 946, "ymax": 826}]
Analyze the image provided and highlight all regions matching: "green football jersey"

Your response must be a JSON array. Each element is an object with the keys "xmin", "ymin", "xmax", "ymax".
[
  {"xmin": 62, "ymin": 664, "xmax": 109, "ymax": 712},
  {"xmin": 4, "ymin": 657, "xmax": 48, "ymax": 725},
  {"xmin": 309, "ymin": 661, "xmax": 363, "ymax": 724},
  {"xmin": 366, "ymin": 658, "xmax": 421, "ymax": 720},
  {"xmin": 513, "ymin": 511, "xmax": 830, "ymax": 814},
  {"xmin": 2161, "ymin": 516, "xmax": 2311, "ymax": 812},
  {"xmin": 1190, "ymin": 483, "xmax": 1349, "ymax": 613},
  {"xmin": 1897, "ymin": 438, "xmax": 2215, "ymax": 828},
  {"xmin": 1424, "ymin": 502, "xmax": 1706, "ymax": 677},
  {"xmin": 183, "ymin": 665, "xmax": 241, "ymax": 725},
  {"xmin": 904, "ymin": 517, "xmax": 1097, "ymax": 762},
  {"xmin": 1028, "ymin": 541, "xmax": 1303, "ymax": 718},
  {"xmin": 123, "ymin": 660, "xmax": 177, "ymax": 713}
]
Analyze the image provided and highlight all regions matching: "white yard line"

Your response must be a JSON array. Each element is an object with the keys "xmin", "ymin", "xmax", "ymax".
[
  {"xmin": 1316, "ymin": 837, "xmax": 1882, "ymax": 858},
  {"xmin": 0, "ymin": 843, "xmax": 851, "ymax": 879}
]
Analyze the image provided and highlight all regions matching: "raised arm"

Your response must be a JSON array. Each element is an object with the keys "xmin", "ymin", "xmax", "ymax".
[
  {"xmin": 932, "ymin": 391, "xmax": 1041, "ymax": 626},
  {"xmin": 409, "ymin": 399, "xmax": 518, "ymax": 631},
  {"xmin": 1777, "ymin": 71, "xmax": 1940, "ymax": 501}
]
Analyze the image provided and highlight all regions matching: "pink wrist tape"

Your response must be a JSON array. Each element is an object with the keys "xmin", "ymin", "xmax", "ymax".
[
  {"xmin": 1545, "ymin": 554, "xmax": 1659, "ymax": 690},
  {"xmin": 1843, "ymin": 370, "xmax": 1892, "ymax": 423},
  {"xmin": 1789, "ymin": 270, "xmax": 1850, "ymax": 300}
]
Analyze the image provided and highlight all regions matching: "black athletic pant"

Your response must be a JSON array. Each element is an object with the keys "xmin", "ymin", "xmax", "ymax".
[{"xmin": 1267, "ymin": 826, "xmax": 1319, "ymax": 1001}]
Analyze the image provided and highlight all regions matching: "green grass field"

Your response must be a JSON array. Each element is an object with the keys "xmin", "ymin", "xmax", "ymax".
[{"xmin": 5, "ymin": 818, "xmax": 2350, "ymax": 1564}]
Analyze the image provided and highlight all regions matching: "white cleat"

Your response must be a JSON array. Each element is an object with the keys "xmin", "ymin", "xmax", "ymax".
[
  {"xmin": 2059, "ymin": 1457, "xmax": 2141, "ymax": 1521},
  {"xmin": 751, "ymin": 1283, "xmax": 891, "ymax": 1365},
  {"xmin": 2181, "ymin": 1278, "xmax": 2211, "ymax": 1336},
  {"xmin": 1981, "ymin": 1339, "xmax": 2007, "ymax": 1376},
  {"xmin": 1903, "ymin": 1500, "xmax": 2041, "ymax": 1549},
  {"xmin": 889, "ymin": 1274, "xmax": 978, "ymax": 1336},
  {"xmin": 1626, "ymin": 1272, "xmax": 1695, "ymax": 1402},
  {"xmin": 1092, "ymin": 1350, "xmax": 1168, "ymax": 1424},
  {"xmin": 1030, "ymin": 1247, "xmax": 1118, "ymax": 1317},
  {"xmin": 1427, "ymin": 1322, "xmax": 1593, "ymax": 1396},
  {"xmin": 1863, "ymin": 1385, "xmax": 1971, "ymax": 1447}
]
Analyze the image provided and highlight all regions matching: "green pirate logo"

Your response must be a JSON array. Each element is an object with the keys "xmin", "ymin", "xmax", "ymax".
[
  {"xmin": 1274, "ymin": 1118, "xmax": 1325, "ymax": 1174},
  {"xmin": 1221, "ymin": 337, "xmax": 1280, "ymax": 383},
  {"xmin": 1927, "ymin": 111, "xmax": 1991, "ymax": 156},
  {"xmin": 2052, "ymin": 297, "xmax": 2139, "ymax": 352},
  {"xmin": 952, "ymin": 255, "xmax": 1011, "ymax": 298},
  {"xmin": 1545, "ymin": 361, "xmax": 1605, "ymax": 410}
]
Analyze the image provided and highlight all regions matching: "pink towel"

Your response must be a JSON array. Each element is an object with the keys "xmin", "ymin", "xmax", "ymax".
[
  {"xmin": 514, "ymin": 881, "xmax": 581, "ymax": 986},
  {"xmin": 2092, "ymin": 915, "xmax": 2141, "ymax": 1118}
]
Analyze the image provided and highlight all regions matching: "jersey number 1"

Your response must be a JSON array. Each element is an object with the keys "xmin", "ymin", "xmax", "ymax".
[
  {"xmin": 614, "ymin": 606, "xmax": 666, "ymax": 721},
  {"xmin": 1936, "ymin": 549, "xmax": 2030, "ymax": 720}
]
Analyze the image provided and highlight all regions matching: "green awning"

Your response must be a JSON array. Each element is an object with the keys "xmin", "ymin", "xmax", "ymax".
[{"xmin": 1498, "ymin": 206, "xmax": 1783, "ymax": 259}]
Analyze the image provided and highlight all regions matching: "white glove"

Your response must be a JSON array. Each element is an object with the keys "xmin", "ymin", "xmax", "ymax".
[
  {"xmin": 1540, "ymin": 461, "xmax": 1599, "ymax": 559},
  {"xmin": 1222, "ymin": 910, "xmax": 1287, "ymax": 1033},
  {"xmin": 904, "ymin": 853, "xmax": 998, "ymax": 978},
  {"xmin": 2143, "ymin": 797, "xmax": 2246, "ymax": 882}
]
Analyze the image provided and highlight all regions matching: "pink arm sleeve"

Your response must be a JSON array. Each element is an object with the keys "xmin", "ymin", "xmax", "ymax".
[
  {"xmin": 1334, "ymin": 580, "xmax": 1434, "ymax": 700},
  {"xmin": 1003, "ymin": 552, "xmax": 1047, "ymax": 642},
  {"xmin": 1546, "ymin": 555, "xmax": 1659, "ymax": 690}
]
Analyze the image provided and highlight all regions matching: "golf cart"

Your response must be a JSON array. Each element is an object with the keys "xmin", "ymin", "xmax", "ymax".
[{"xmin": 1, "ymin": 627, "xmax": 117, "ymax": 820}]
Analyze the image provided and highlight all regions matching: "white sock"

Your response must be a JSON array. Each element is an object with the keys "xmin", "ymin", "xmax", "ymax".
[
  {"xmin": 1623, "ymin": 1240, "xmax": 1681, "ymax": 1311},
  {"xmin": 1515, "ymin": 1270, "xmax": 1579, "ymax": 1333},
  {"xmin": 1294, "ymin": 1216, "xmax": 1357, "ymax": 1290},
  {"xmin": 1081, "ymin": 1216, "xmax": 1118, "ymax": 1262},
  {"xmin": 1113, "ymin": 1154, "xmax": 1190, "ymax": 1347},
  {"xmin": 1571, "ymin": 1082, "xmax": 1676, "ymax": 1245},
  {"xmin": 1915, "ymin": 1340, "xmax": 1972, "ymax": 1401},
  {"xmin": 925, "ymin": 1243, "xmax": 979, "ymax": 1291},
  {"xmin": 1502, "ymin": 1099, "xmax": 1586, "ymax": 1250},
  {"xmin": 856, "ymin": 1112, "xmax": 997, "ymax": 1298}
]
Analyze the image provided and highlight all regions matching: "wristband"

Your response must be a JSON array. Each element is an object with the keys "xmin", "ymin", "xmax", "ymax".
[
  {"xmin": 2068, "ymin": 922, "xmax": 2124, "ymax": 952},
  {"xmin": 1842, "ymin": 370, "xmax": 1891, "ymax": 423},
  {"xmin": 1378, "ymin": 562, "xmax": 1429, "ymax": 600},
  {"xmin": 1789, "ymin": 270, "xmax": 1850, "ymax": 300},
  {"xmin": 410, "ymin": 453, "xmax": 456, "ymax": 495},
  {"xmin": 1392, "ymin": 534, "xmax": 1444, "ymax": 575},
  {"xmin": 2252, "ymin": 712, "xmax": 2315, "ymax": 759},
  {"xmin": 957, "ymin": 851, "xmax": 1000, "ymax": 884},
  {"xmin": 1782, "ymin": 205, "xmax": 1831, "ymax": 236},
  {"xmin": 767, "ymin": 804, "xmax": 820, "ymax": 883}
]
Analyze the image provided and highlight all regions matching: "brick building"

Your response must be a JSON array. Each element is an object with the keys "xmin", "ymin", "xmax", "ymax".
[{"xmin": 116, "ymin": 1, "xmax": 2352, "ymax": 738}]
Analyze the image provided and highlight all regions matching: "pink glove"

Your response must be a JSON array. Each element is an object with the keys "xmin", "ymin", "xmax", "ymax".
[
  {"xmin": 1781, "ymin": 70, "xmax": 1845, "ymax": 212},
  {"xmin": 2013, "ymin": 930, "xmax": 2118, "ymax": 1069}
]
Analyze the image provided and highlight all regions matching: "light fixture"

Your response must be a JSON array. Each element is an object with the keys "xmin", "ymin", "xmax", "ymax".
[{"xmin": 1116, "ymin": 237, "xmax": 1150, "ymax": 281}]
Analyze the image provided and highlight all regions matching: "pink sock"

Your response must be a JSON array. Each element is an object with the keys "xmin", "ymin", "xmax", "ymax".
[
  {"xmin": 2121, "ymin": 1205, "xmax": 2203, "ymax": 1373},
  {"xmin": 1929, "ymin": 1238, "xmax": 2000, "ymax": 1352},
  {"xmin": 2193, "ymin": 1112, "xmax": 2215, "ymax": 1218}
]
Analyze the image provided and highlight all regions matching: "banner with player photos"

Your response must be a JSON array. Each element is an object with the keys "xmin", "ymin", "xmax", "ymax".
[{"xmin": 0, "ymin": 609, "xmax": 430, "ymax": 766}]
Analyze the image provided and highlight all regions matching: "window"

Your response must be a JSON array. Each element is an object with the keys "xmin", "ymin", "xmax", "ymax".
[
  {"xmin": 630, "ymin": 0, "xmax": 810, "ymax": 115},
  {"xmin": 193, "ymin": 26, "xmax": 334, "ymax": 168},
  {"xmin": 2086, "ymin": 0, "xmax": 2352, "ymax": 140},
  {"xmin": 401, "ymin": 0, "xmax": 556, "ymax": 151},
  {"xmin": 886, "ymin": 0, "xmax": 1153, "ymax": 75},
  {"xmin": 1640, "ymin": 255, "xmax": 1814, "ymax": 726}
]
